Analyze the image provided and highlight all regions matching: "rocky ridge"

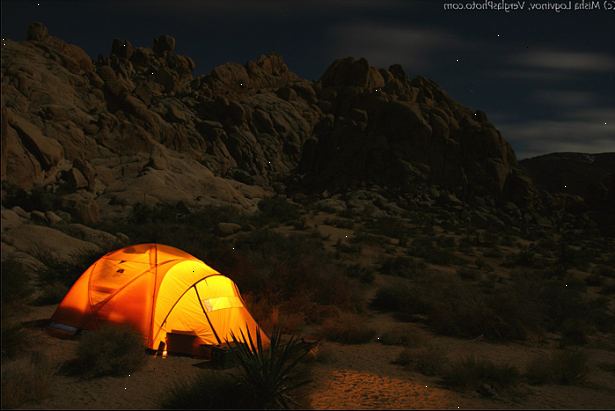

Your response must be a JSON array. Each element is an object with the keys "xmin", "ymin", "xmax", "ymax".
[{"xmin": 0, "ymin": 22, "xmax": 587, "ymax": 267}]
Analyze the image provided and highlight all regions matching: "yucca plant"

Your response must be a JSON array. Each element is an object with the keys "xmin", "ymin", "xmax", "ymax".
[{"xmin": 228, "ymin": 327, "xmax": 313, "ymax": 409}]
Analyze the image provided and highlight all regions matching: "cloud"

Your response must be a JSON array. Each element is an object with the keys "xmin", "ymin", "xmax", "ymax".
[
  {"xmin": 496, "ymin": 69, "xmax": 574, "ymax": 81},
  {"xmin": 327, "ymin": 22, "xmax": 470, "ymax": 71},
  {"xmin": 496, "ymin": 108, "xmax": 615, "ymax": 159},
  {"xmin": 510, "ymin": 50, "xmax": 615, "ymax": 72},
  {"xmin": 531, "ymin": 90, "xmax": 599, "ymax": 107}
]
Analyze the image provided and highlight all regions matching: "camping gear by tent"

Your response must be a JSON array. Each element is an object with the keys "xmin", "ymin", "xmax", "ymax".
[{"xmin": 50, "ymin": 243, "xmax": 267, "ymax": 353}]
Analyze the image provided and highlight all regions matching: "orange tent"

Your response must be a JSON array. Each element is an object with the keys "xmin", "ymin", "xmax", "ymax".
[{"xmin": 50, "ymin": 243, "xmax": 267, "ymax": 351}]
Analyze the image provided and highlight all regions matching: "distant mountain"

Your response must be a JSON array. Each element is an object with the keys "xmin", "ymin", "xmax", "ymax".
[
  {"xmin": 520, "ymin": 152, "xmax": 615, "ymax": 235},
  {"xmin": 520, "ymin": 152, "xmax": 615, "ymax": 209}
]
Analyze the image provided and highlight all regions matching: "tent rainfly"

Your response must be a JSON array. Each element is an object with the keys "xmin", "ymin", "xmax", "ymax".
[{"xmin": 50, "ymin": 243, "xmax": 268, "ymax": 350}]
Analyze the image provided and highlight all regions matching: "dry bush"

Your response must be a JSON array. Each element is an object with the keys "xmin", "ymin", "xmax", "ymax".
[
  {"xmin": 321, "ymin": 313, "xmax": 376, "ymax": 344},
  {"xmin": 525, "ymin": 349, "xmax": 589, "ymax": 385},
  {"xmin": 1, "ymin": 258, "xmax": 32, "ymax": 305},
  {"xmin": 63, "ymin": 324, "xmax": 147, "ymax": 378},
  {"xmin": 393, "ymin": 344, "xmax": 448, "ymax": 376},
  {"xmin": 162, "ymin": 372, "xmax": 253, "ymax": 409},
  {"xmin": 378, "ymin": 326, "xmax": 424, "ymax": 347},
  {"xmin": 442, "ymin": 356, "xmax": 520, "ymax": 394},
  {"xmin": 1, "ymin": 352, "xmax": 55, "ymax": 408}
]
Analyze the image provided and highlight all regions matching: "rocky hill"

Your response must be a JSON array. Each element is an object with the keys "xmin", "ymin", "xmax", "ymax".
[
  {"xmin": 520, "ymin": 152, "xmax": 615, "ymax": 209},
  {"xmin": 520, "ymin": 152, "xmax": 615, "ymax": 234},
  {"xmin": 8, "ymin": 22, "xmax": 608, "ymax": 266},
  {"xmin": 1, "ymin": 22, "xmax": 534, "ymax": 216}
]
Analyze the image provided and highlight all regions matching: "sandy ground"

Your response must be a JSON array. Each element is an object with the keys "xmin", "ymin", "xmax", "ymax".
[
  {"xmin": 11, "ymin": 302, "xmax": 615, "ymax": 410},
  {"xmin": 7, "ymin": 215, "xmax": 615, "ymax": 409}
]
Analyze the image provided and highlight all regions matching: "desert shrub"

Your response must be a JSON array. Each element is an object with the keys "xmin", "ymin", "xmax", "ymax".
[
  {"xmin": 524, "ymin": 355, "xmax": 552, "ymax": 385},
  {"xmin": 378, "ymin": 326, "xmax": 424, "ymax": 347},
  {"xmin": 35, "ymin": 249, "xmax": 106, "ymax": 289},
  {"xmin": 508, "ymin": 271, "xmax": 613, "ymax": 336},
  {"xmin": 324, "ymin": 218, "xmax": 354, "ymax": 229},
  {"xmin": 162, "ymin": 372, "xmax": 258, "ymax": 409},
  {"xmin": 228, "ymin": 328, "xmax": 313, "ymax": 409},
  {"xmin": 30, "ymin": 250, "xmax": 106, "ymax": 306},
  {"xmin": 345, "ymin": 264, "xmax": 375, "ymax": 284},
  {"xmin": 436, "ymin": 235, "xmax": 457, "ymax": 249},
  {"xmin": 33, "ymin": 282, "xmax": 69, "ymax": 306},
  {"xmin": 600, "ymin": 283, "xmax": 615, "ymax": 295},
  {"xmin": 504, "ymin": 247, "xmax": 542, "ymax": 268},
  {"xmin": 372, "ymin": 276, "xmax": 531, "ymax": 341},
  {"xmin": 593, "ymin": 264, "xmax": 615, "ymax": 279},
  {"xmin": 256, "ymin": 196, "xmax": 300, "ymax": 225},
  {"xmin": 63, "ymin": 324, "xmax": 146, "ymax": 378},
  {"xmin": 349, "ymin": 230, "xmax": 384, "ymax": 246},
  {"xmin": 394, "ymin": 345, "xmax": 448, "ymax": 376},
  {"xmin": 302, "ymin": 342, "xmax": 334, "ymax": 364},
  {"xmin": 525, "ymin": 350, "xmax": 588, "ymax": 385},
  {"xmin": 321, "ymin": 314, "xmax": 376, "ymax": 344},
  {"xmin": 409, "ymin": 237, "xmax": 463, "ymax": 265},
  {"xmin": 335, "ymin": 241, "xmax": 362, "ymax": 255},
  {"xmin": 371, "ymin": 280, "xmax": 426, "ymax": 318},
  {"xmin": 216, "ymin": 230, "xmax": 365, "ymax": 318},
  {"xmin": 1, "ymin": 258, "xmax": 32, "ymax": 304},
  {"xmin": 429, "ymin": 288, "xmax": 529, "ymax": 341},
  {"xmin": 482, "ymin": 247, "xmax": 503, "ymax": 258},
  {"xmin": 584, "ymin": 273, "xmax": 604, "ymax": 287},
  {"xmin": 457, "ymin": 236, "xmax": 474, "ymax": 253},
  {"xmin": 379, "ymin": 256, "xmax": 425, "ymax": 279},
  {"xmin": 557, "ymin": 242, "xmax": 594, "ymax": 270},
  {"xmin": 2, "ymin": 183, "xmax": 57, "ymax": 212},
  {"xmin": 560, "ymin": 319, "xmax": 589, "ymax": 346},
  {"xmin": 364, "ymin": 217, "xmax": 411, "ymax": 243},
  {"xmin": 1, "ymin": 352, "xmax": 54, "ymax": 408},
  {"xmin": 442, "ymin": 356, "xmax": 520, "ymax": 393},
  {"xmin": 475, "ymin": 257, "xmax": 492, "ymax": 271},
  {"xmin": 457, "ymin": 267, "xmax": 479, "ymax": 280},
  {"xmin": 598, "ymin": 362, "xmax": 615, "ymax": 376},
  {"xmin": 1, "ymin": 320, "xmax": 29, "ymax": 360}
]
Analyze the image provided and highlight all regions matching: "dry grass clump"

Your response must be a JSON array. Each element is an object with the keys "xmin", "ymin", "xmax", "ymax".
[
  {"xmin": 525, "ymin": 349, "xmax": 589, "ymax": 385},
  {"xmin": 321, "ymin": 313, "xmax": 377, "ymax": 344},
  {"xmin": 1, "ymin": 352, "xmax": 55, "ymax": 408},
  {"xmin": 393, "ymin": 344, "xmax": 448, "ymax": 376},
  {"xmin": 378, "ymin": 326, "xmax": 424, "ymax": 347},
  {"xmin": 442, "ymin": 356, "xmax": 520, "ymax": 394},
  {"xmin": 62, "ymin": 324, "xmax": 147, "ymax": 378}
]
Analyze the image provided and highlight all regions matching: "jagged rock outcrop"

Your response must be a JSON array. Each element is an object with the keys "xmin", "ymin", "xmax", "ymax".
[
  {"xmin": 2, "ymin": 22, "xmax": 533, "ymax": 227},
  {"xmin": 298, "ymin": 57, "xmax": 518, "ymax": 201}
]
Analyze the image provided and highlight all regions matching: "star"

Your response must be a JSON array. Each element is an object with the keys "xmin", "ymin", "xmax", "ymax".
[
  {"xmin": 456, "ymin": 58, "xmax": 460, "ymax": 63},
  {"xmin": 605, "ymin": 122, "xmax": 608, "ymax": 125}
]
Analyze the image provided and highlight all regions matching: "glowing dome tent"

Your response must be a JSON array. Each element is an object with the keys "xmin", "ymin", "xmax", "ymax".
[{"xmin": 50, "ymin": 244, "xmax": 267, "ymax": 351}]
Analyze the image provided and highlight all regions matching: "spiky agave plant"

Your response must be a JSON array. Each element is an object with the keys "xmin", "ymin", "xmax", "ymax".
[{"xmin": 228, "ymin": 327, "xmax": 313, "ymax": 409}]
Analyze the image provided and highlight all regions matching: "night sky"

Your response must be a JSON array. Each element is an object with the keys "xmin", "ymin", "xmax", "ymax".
[{"xmin": 2, "ymin": 0, "xmax": 614, "ymax": 159}]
